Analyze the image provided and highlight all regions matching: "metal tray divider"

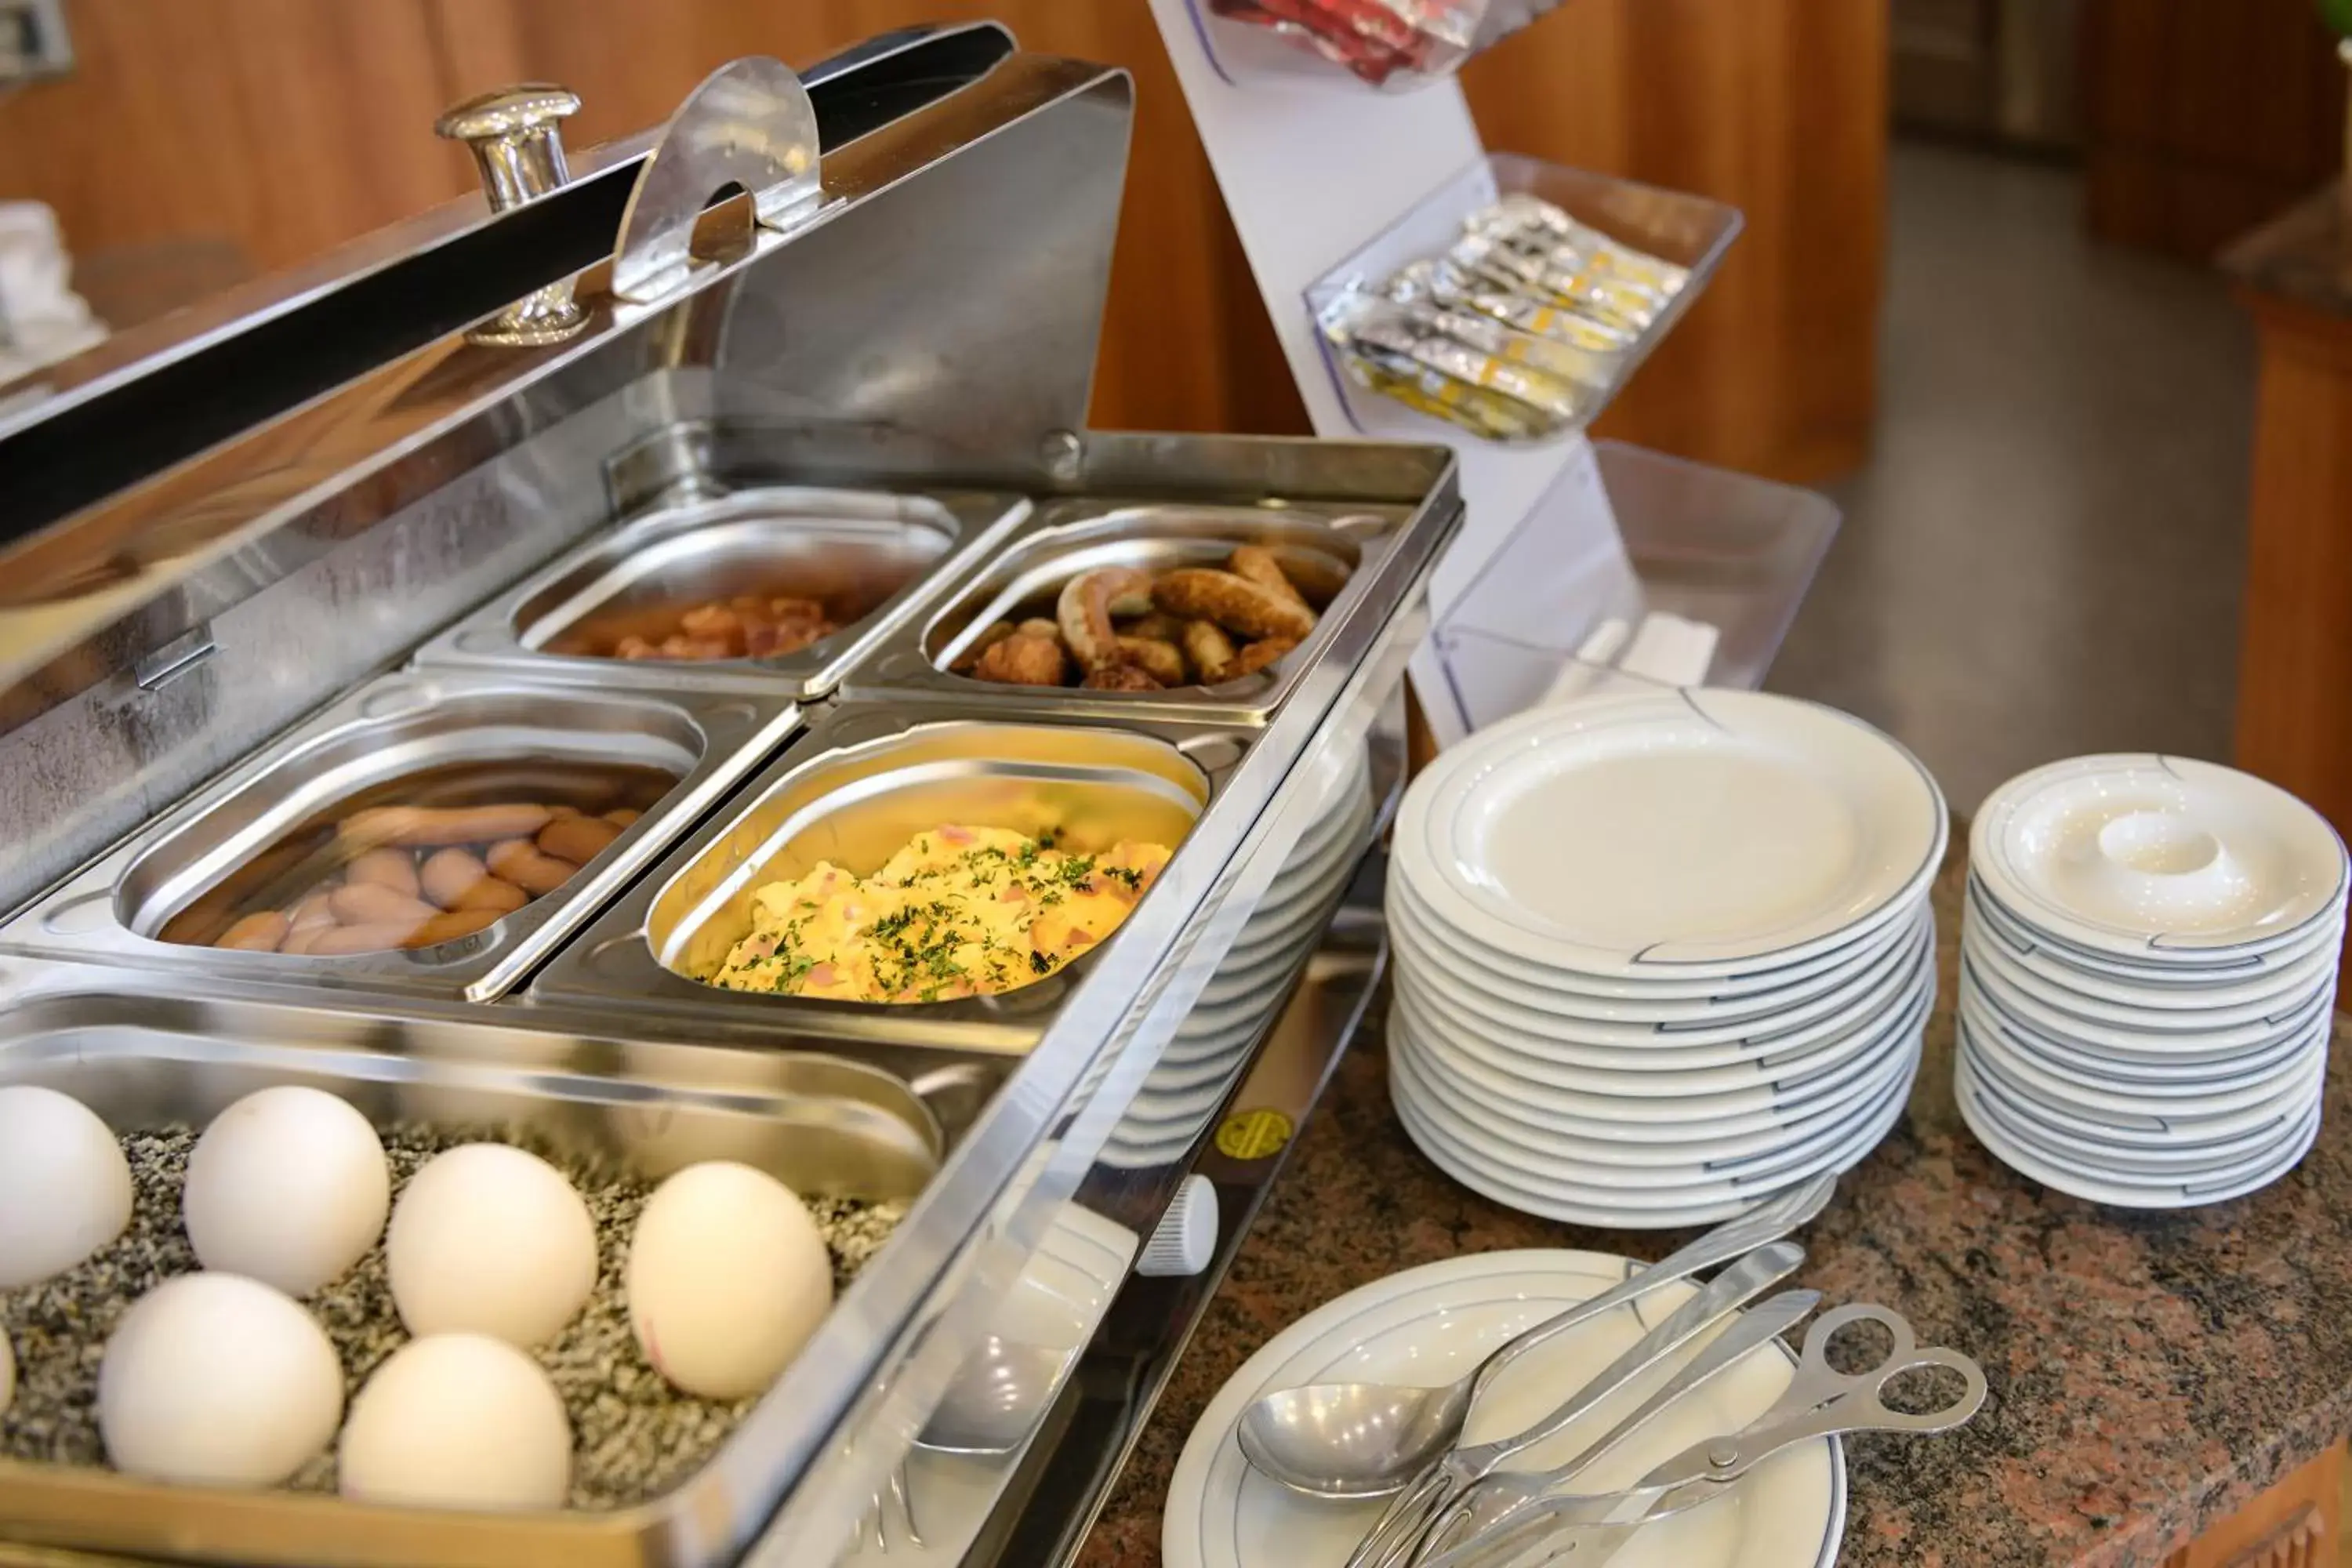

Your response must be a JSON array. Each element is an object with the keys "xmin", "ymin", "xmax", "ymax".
[
  {"xmin": 0, "ymin": 671, "xmax": 804, "ymax": 1005},
  {"xmin": 736, "ymin": 482, "xmax": 1454, "ymax": 1559}
]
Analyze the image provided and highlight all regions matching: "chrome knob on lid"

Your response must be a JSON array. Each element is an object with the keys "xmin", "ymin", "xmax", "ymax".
[{"xmin": 434, "ymin": 82, "xmax": 590, "ymax": 347}]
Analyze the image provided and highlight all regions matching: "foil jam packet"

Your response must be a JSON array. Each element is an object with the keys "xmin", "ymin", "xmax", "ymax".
[
  {"xmin": 1317, "ymin": 192, "xmax": 1692, "ymax": 443},
  {"xmin": 1206, "ymin": 0, "xmax": 1490, "ymax": 86}
]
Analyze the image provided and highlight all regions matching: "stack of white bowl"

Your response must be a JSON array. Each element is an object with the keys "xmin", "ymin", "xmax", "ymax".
[
  {"xmin": 1387, "ymin": 688, "xmax": 1948, "ymax": 1229},
  {"xmin": 1101, "ymin": 743, "xmax": 1375, "ymax": 1169},
  {"xmin": 1956, "ymin": 754, "xmax": 2347, "ymax": 1208}
]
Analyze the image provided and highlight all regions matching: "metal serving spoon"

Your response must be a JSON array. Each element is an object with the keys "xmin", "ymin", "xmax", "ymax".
[{"xmin": 1236, "ymin": 1173, "xmax": 1835, "ymax": 1500}]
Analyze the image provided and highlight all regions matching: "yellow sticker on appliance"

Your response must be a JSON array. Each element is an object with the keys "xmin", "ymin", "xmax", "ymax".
[{"xmin": 1215, "ymin": 1108, "xmax": 1294, "ymax": 1160}]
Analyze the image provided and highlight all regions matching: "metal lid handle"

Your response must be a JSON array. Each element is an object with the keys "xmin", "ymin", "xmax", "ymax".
[{"xmin": 434, "ymin": 82, "xmax": 590, "ymax": 346}]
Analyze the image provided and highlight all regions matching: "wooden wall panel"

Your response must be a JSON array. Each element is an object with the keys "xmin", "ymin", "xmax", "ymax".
[
  {"xmin": 1461, "ymin": 0, "xmax": 1892, "ymax": 482},
  {"xmin": 2082, "ymin": 0, "xmax": 2347, "ymax": 258},
  {"xmin": 0, "ymin": 0, "xmax": 465, "ymax": 272},
  {"xmin": 0, "ymin": 0, "xmax": 1887, "ymax": 475}
]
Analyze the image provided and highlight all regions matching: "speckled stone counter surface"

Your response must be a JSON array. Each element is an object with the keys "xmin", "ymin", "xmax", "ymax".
[{"xmin": 1077, "ymin": 837, "xmax": 2352, "ymax": 1567}]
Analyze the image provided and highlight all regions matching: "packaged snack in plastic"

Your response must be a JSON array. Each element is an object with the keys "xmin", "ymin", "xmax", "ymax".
[{"xmin": 1205, "ymin": 0, "xmax": 1490, "ymax": 85}]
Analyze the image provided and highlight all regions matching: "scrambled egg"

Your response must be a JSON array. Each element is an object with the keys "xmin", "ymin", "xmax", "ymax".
[{"xmin": 709, "ymin": 825, "xmax": 1171, "ymax": 1003}]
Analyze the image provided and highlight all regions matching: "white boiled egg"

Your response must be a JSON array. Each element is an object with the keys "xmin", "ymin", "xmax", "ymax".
[
  {"xmin": 99, "ymin": 1273, "xmax": 343, "ymax": 1487},
  {"xmin": 339, "ymin": 1333, "xmax": 571, "ymax": 1510},
  {"xmin": 183, "ymin": 1087, "xmax": 390, "ymax": 1297},
  {"xmin": 387, "ymin": 1144, "xmax": 596, "ymax": 1348},
  {"xmin": 0, "ymin": 1084, "xmax": 132, "ymax": 1289},
  {"xmin": 626, "ymin": 1161, "xmax": 833, "ymax": 1400}
]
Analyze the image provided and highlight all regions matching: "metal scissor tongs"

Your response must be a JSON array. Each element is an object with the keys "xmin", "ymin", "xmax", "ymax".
[{"xmin": 1414, "ymin": 1304, "xmax": 1989, "ymax": 1568}]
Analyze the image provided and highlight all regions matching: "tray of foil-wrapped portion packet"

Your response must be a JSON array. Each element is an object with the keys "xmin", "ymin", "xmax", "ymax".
[{"xmin": 1308, "ymin": 154, "xmax": 1743, "ymax": 444}]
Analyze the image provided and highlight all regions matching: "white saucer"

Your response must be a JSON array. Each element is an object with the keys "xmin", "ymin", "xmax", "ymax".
[
  {"xmin": 1955, "ymin": 1052, "xmax": 2310, "ymax": 1171},
  {"xmin": 1956, "ymin": 1021, "xmax": 2325, "ymax": 1145},
  {"xmin": 1396, "ymin": 968, "xmax": 1933, "ymax": 1131},
  {"xmin": 1163, "ymin": 1249, "xmax": 1840, "ymax": 1568},
  {"xmin": 1397, "ymin": 689, "xmax": 1947, "ymax": 978},
  {"xmin": 1963, "ymin": 880, "xmax": 2344, "ymax": 1005},
  {"xmin": 1971, "ymin": 754, "xmax": 2348, "ymax": 959},
  {"xmin": 1958, "ymin": 985, "xmax": 2326, "ymax": 1117},
  {"xmin": 1959, "ymin": 1078, "xmax": 2321, "ymax": 1209},
  {"xmin": 1957, "ymin": 1057, "xmax": 2318, "ymax": 1188},
  {"xmin": 1960, "ymin": 953, "xmax": 2331, "ymax": 1058},
  {"xmin": 1962, "ymin": 919, "xmax": 2336, "ymax": 1033},
  {"xmin": 1388, "ymin": 873, "xmax": 1918, "ymax": 1027},
  {"xmin": 1975, "ymin": 1004, "xmax": 2321, "ymax": 1086},
  {"xmin": 1393, "ymin": 1029, "xmax": 1917, "ymax": 1197},
  {"xmin": 1968, "ymin": 872, "xmax": 2344, "ymax": 981},
  {"xmin": 1393, "ymin": 891, "xmax": 1925, "ymax": 1041},
  {"xmin": 1393, "ymin": 869, "xmax": 1924, "ymax": 1001},
  {"xmin": 1392, "ymin": 993, "xmax": 1926, "ymax": 1170},
  {"xmin": 1396, "ymin": 924, "xmax": 1933, "ymax": 1100},
  {"xmin": 1393, "ymin": 1046, "xmax": 1918, "ymax": 1227}
]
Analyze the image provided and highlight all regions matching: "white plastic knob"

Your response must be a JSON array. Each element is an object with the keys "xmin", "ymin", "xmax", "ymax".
[{"xmin": 1138, "ymin": 1174, "xmax": 1220, "ymax": 1278}]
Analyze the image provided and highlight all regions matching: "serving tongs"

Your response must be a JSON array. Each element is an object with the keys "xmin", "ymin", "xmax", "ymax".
[
  {"xmin": 1410, "ymin": 1304, "xmax": 1988, "ymax": 1568},
  {"xmin": 1342, "ymin": 1240, "xmax": 1807, "ymax": 1568}
]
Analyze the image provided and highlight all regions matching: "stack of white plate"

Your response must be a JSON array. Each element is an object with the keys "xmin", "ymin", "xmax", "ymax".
[
  {"xmin": 1101, "ymin": 743, "xmax": 1376, "ymax": 1169},
  {"xmin": 1956, "ymin": 754, "xmax": 2347, "ymax": 1208},
  {"xmin": 1388, "ymin": 688, "xmax": 1947, "ymax": 1229}
]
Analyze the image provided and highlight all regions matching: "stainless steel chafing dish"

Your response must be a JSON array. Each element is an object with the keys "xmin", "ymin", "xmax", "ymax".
[{"xmin": 0, "ymin": 24, "xmax": 1460, "ymax": 1568}]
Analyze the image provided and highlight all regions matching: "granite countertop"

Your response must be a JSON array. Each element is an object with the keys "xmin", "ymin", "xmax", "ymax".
[
  {"xmin": 1078, "ymin": 835, "xmax": 2352, "ymax": 1567},
  {"xmin": 2223, "ymin": 182, "xmax": 2352, "ymax": 319}
]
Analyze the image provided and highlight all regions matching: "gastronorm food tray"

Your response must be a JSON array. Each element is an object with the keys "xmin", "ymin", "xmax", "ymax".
[
  {"xmin": 0, "ymin": 983, "xmax": 966, "ymax": 1568},
  {"xmin": 413, "ymin": 478, "xmax": 1031, "ymax": 700},
  {"xmin": 843, "ymin": 498, "xmax": 1414, "ymax": 720},
  {"xmin": 0, "ymin": 671, "xmax": 801, "ymax": 1004},
  {"xmin": 530, "ymin": 707, "xmax": 1250, "ymax": 1050}
]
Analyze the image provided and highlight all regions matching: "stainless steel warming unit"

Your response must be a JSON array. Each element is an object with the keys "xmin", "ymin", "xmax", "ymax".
[{"xmin": 0, "ymin": 24, "xmax": 1459, "ymax": 1568}]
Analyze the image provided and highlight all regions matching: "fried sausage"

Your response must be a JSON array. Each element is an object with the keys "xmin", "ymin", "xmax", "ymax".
[
  {"xmin": 1229, "ymin": 546, "xmax": 1309, "ymax": 612},
  {"xmin": 1264, "ymin": 546, "xmax": 1351, "ymax": 608},
  {"xmin": 1057, "ymin": 567, "xmax": 1156, "ymax": 673},
  {"xmin": 1116, "ymin": 635, "xmax": 1186, "ymax": 687},
  {"xmin": 217, "ymin": 911, "xmax": 291, "ymax": 953},
  {"xmin": 539, "ymin": 815, "xmax": 622, "ymax": 864},
  {"xmin": 1080, "ymin": 663, "xmax": 1161, "ymax": 691},
  {"xmin": 1181, "ymin": 619, "xmax": 1238, "ymax": 684},
  {"xmin": 486, "ymin": 839, "xmax": 578, "ymax": 895},
  {"xmin": 1228, "ymin": 636, "xmax": 1300, "ymax": 678},
  {"xmin": 329, "ymin": 882, "xmax": 439, "ymax": 928},
  {"xmin": 339, "ymin": 804, "xmax": 554, "ymax": 848},
  {"xmin": 347, "ymin": 847, "xmax": 421, "ymax": 900},
  {"xmin": 975, "ymin": 632, "xmax": 1070, "ymax": 687},
  {"xmin": 401, "ymin": 907, "xmax": 504, "ymax": 949},
  {"xmin": 950, "ymin": 620, "xmax": 1019, "ymax": 674},
  {"xmin": 1151, "ymin": 569, "xmax": 1317, "ymax": 642},
  {"xmin": 1119, "ymin": 612, "xmax": 1183, "ymax": 642}
]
